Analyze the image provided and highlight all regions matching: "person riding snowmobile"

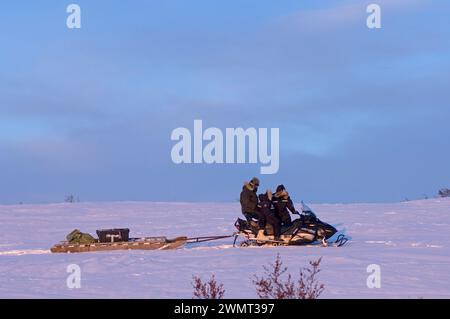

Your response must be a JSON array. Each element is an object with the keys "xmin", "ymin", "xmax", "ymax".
[
  {"xmin": 257, "ymin": 190, "xmax": 281, "ymax": 241},
  {"xmin": 240, "ymin": 177, "xmax": 266, "ymax": 237},
  {"xmin": 272, "ymin": 184, "xmax": 297, "ymax": 226}
]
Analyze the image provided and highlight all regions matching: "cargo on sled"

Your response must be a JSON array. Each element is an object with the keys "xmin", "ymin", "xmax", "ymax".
[{"xmin": 50, "ymin": 228, "xmax": 187, "ymax": 253}]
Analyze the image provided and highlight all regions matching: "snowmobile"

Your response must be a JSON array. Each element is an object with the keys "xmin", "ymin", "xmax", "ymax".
[{"xmin": 234, "ymin": 202, "xmax": 346, "ymax": 247}]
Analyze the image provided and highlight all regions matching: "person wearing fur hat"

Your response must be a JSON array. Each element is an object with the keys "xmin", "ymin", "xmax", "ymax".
[
  {"xmin": 257, "ymin": 190, "xmax": 281, "ymax": 240},
  {"xmin": 272, "ymin": 184, "xmax": 297, "ymax": 226},
  {"xmin": 240, "ymin": 177, "xmax": 265, "ymax": 237}
]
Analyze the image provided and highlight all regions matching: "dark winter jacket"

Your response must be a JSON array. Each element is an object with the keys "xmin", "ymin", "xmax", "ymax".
[
  {"xmin": 240, "ymin": 183, "xmax": 258, "ymax": 213},
  {"xmin": 257, "ymin": 192, "xmax": 281, "ymax": 238},
  {"xmin": 272, "ymin": 191, "xmax": 296, "ymax": 225},
  {"xmin": 257, "ymin": 193, "xmax": 273, "ymax": 216}
]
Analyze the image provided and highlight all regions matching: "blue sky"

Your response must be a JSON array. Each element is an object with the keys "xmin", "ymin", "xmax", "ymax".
[{"xmin": 0, "ymin": 0, "xmax": 449, "ymax": 204}]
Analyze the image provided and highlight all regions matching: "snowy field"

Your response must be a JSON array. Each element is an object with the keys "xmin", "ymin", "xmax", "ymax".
[{"xmin": 0, "ymin": 199, "xmax": 449, "ymax": 298}]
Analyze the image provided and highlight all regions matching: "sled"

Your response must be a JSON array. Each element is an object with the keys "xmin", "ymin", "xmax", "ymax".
[{"xmin": 50, "ymin": 236, "xmax": 187, "ymax": 253}]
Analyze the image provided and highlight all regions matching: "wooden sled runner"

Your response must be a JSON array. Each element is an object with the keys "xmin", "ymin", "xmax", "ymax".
[{"xmin": 50, "ymin": 236, "xmax": 187, "ymax": 253}]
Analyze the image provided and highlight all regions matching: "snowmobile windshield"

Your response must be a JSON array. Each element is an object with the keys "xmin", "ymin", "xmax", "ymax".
[
  {"xmin": 300, "ymin": 201, "xmax": 317, "ymax": 219},
  {"xmin": 303, "ymin": 211, "xmax": 317, "ymax": 220},
  {"xmin": 301, "ymin": 202, "xmax": 314, "ymax": 213}
]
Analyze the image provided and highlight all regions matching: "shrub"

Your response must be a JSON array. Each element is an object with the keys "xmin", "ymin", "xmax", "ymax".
[
  {"xmin": 253, "ymin": 254, "xmax": 324, "ymax": 299},
  {"xmin": 192, "ymin": 275, "xmax": 225, "ymax": 299},
  {"xmin": 65, "ymin": 195, "xmax": 79, "ymax": 203},
  {"xmin": 438, "ymin": 188, "xmax": 450, "ymax": 198}
]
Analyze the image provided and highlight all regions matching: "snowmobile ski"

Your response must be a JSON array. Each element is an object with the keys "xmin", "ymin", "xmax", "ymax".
[{"xmin": 334, "ymin": 234, "xmax": 349, "ymax": 247}]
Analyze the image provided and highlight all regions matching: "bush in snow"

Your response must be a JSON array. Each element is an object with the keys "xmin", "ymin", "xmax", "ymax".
[
  {"xmin": 65, "ymin": 195, "xmax": 79, "ymax": 203},
  {"xmin": 192, "ymin": 275, "xmax": 225, "ymax": 299},
  {"xmin": 438, "ymin": 188, "xmax": 450, "ymax": 198},
  {"xmin": 253, "ymin": 254, "xmax": 324, "ymax": 299}
]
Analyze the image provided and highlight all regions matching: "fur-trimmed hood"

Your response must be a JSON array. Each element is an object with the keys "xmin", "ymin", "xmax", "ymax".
[
  {"xmin": 274, "ymin": 190, "xmax": 289, "ymax": 199},
  {"xmin": 243, "ymin": 182, "xmax": 256, "ymax": 192}
]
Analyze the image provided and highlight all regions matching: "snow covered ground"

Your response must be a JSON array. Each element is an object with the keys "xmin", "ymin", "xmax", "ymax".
[{"xmin": 0, "ymin": 199, "xmax": 449, "ymax": 298}]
